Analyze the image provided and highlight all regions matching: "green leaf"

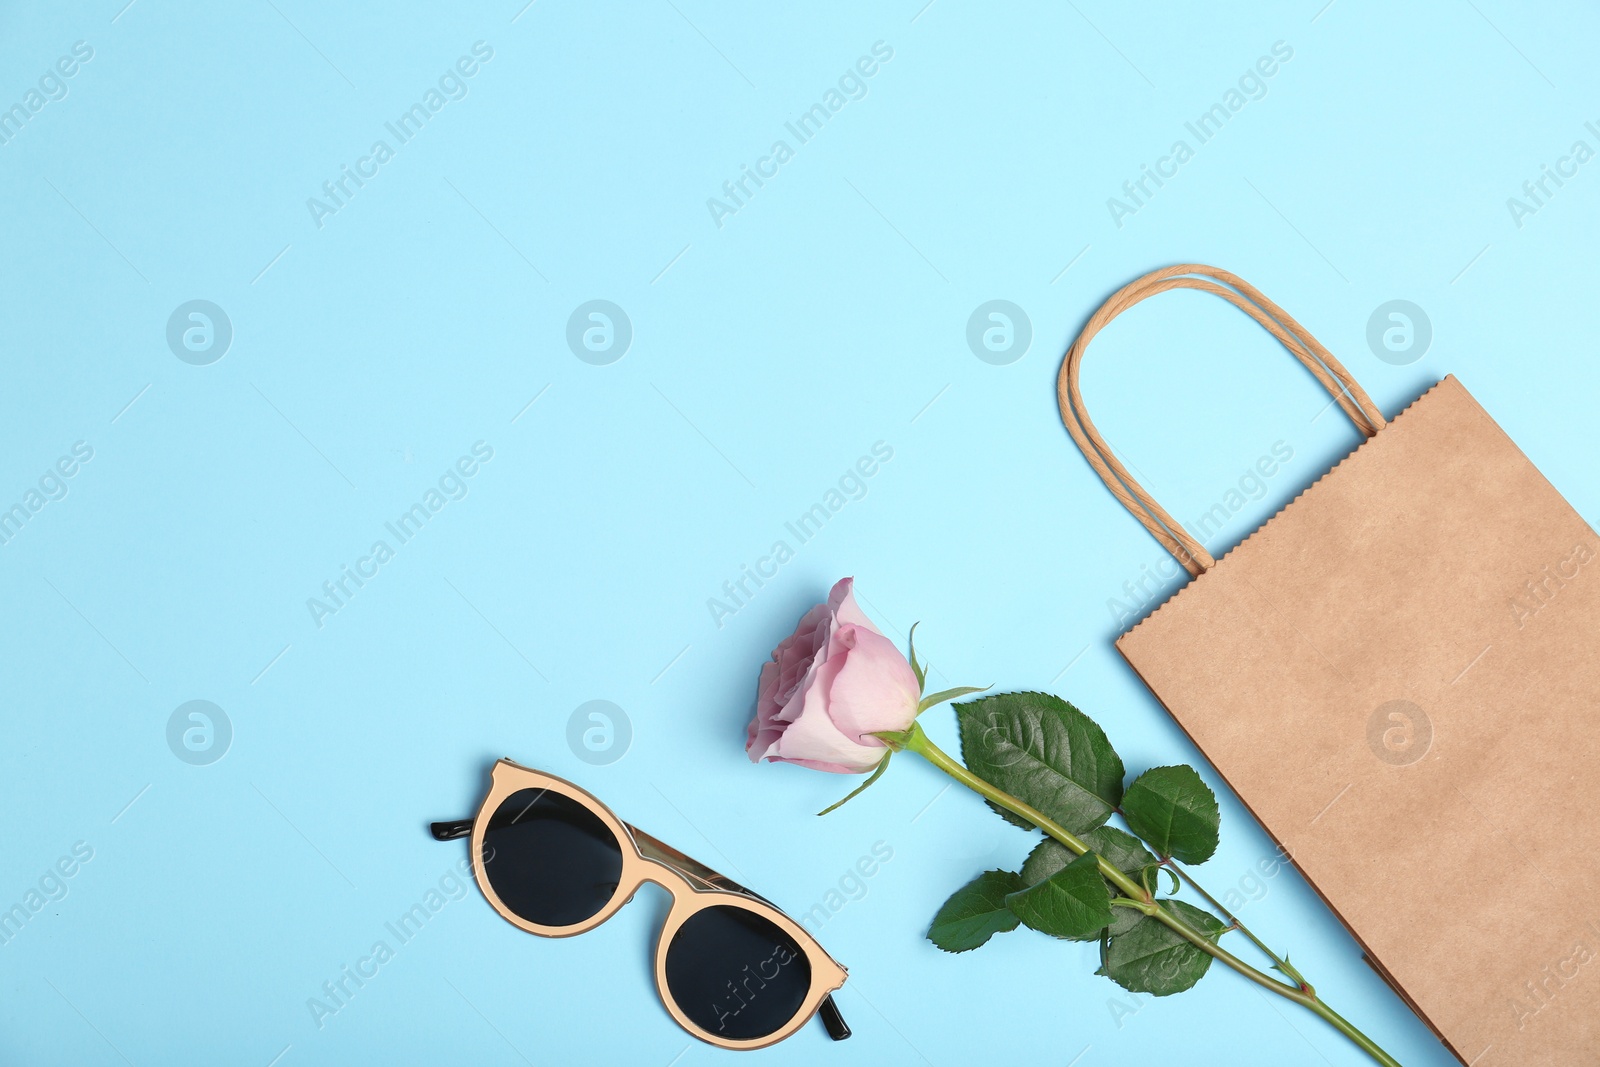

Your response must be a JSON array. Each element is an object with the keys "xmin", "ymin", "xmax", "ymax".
[
  {"xmin": 1021, "ymin": 828, "xmax": 1157, "ymax": 938},
  {"xmin": 816, "ymin": 754, "xmax": 892, "ymax": 816},
  {"xmin": 1097, "ymin": 899, "xmax": 1226, "ymax": 996},
  {"xmin": 927, "ymin": 870, "xmax": 1024, "ymax": 953},
  {"xmin": 956, "ymin": 692, "xmax": 1125, "ymax": 836},
  {"xmin": 1090, "ymin": 827, "xmax": 1160, "ymax": 883},
  {"xmin": 1004, "ymin": 850, "xmax": 1113, "ymax": 941},
  {"xmin": 1021, "ymin": 827, "xmax": 1155, "ymax": 887},
  {"xmin": 1019, "ymin": 838, "xmax": 1075, "ymax": 885},
  {"xmin": 1121, "ymin": 766, "xmax": 1220, "ymax": 864},
  {"xmin": 917, "ymin": 686, "xmax": 989, "ymax": 715},
  {"xmin": 907, "ymin": 622, "xmax": 927, "ymax": 692},
  {"xmin": 1104, "ymin": 898, "xmax": 1147, "ymax": 938}
]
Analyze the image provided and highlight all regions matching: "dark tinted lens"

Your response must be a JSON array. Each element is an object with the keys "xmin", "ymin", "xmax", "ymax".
[
  {"xmin": 480, "ymin": 788, "xmax": 623, "ymax": 927},
  {"xmin": 664, "ymin": 905, "xmax": 812, "ymax": 1041}
]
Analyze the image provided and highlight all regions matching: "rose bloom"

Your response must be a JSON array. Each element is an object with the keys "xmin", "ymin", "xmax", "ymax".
[{"xmin": 745, "ymin": 578, "xmax": 921, "ymax": 773}]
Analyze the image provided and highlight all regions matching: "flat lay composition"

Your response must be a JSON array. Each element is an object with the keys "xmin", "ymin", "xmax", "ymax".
[{"xmin": 6, "ymin": 3, "xmax": 1599, "ymax": 1066}]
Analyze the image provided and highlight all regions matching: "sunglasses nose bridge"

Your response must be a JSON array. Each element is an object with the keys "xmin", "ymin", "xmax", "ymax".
[{"xmin": 634, "ymin": 864, "xmax": 680, "ymax": 896}]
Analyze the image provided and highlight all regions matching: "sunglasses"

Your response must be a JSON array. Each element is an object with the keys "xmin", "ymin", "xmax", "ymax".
[{"xmin": 430, "ymin": 759, "xmax": 851, "ymax": 1050}]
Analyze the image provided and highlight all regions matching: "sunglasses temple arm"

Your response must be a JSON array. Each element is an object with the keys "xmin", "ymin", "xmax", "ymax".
[
  {"xmin": 819, "ymin": 995, "xmax": 851, "ymax": 1040},
  {"xmin": 430, "ymin": 818, "xmax": 474, "ymax": 841}
]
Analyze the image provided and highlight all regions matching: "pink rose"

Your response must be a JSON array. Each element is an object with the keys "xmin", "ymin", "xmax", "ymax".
[{"xmin": 745, "ymin": 577, "xmax": 921, "ymax": 774}]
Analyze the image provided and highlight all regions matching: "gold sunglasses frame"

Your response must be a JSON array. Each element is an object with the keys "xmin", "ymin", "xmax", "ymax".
[{"xmin": 437, "ymin": 759, "xmax": 849, "ymax": 1051}]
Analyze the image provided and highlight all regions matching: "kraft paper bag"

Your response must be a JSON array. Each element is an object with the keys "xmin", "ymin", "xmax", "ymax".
[{"xmin": 1057, "ymin": 265, "xmax": 1600, "ymax": 1065}]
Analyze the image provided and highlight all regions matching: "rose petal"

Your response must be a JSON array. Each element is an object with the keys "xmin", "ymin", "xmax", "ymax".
[
  {"xmin": 750, "ymin": 639, "xmax": 845, "ymax": 763},
  {"xmin": 827, "ymin": 576, "xmax": 881, "ymax": 635},
  {"xmin": 767, "ymin": 709, "xmax": 884, "ymax": 773},
  {"xmin": 745, "ymin": 660, "xmax": 785, "ymax": 760},
  {"xmin": 774, "ymin": 602, "xmax": 830, "ymax": 706},
  {"xmin": 824, "ymin": 625, "xmax": 921, "ymax": 744},
  {"xmin": 763, "ymin": 754, "xmax": 868, "ymax": 774},
  {"xmin": 762, "ymin": 651, "xmax": 884, "ymax": 773}
]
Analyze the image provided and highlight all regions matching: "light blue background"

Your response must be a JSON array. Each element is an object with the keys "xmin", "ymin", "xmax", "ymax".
[{"xmin": 2, "ymin": 1, "xmax": 1594, "ymax": 1064}]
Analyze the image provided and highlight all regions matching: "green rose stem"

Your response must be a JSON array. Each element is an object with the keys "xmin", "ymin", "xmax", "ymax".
[
  {"xmin": 891, "ymin": 722, "xmax": 1401, "ymax": 1067},
  {"xmin": 1160, "ymin": 858, "xmax": 1300, "ymax": 981}
]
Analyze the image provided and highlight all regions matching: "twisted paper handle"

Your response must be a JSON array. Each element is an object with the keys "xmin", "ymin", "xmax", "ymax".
[{"xmin": 1057, "ymin": 265, "xmax": 1387, "ymax": 576}]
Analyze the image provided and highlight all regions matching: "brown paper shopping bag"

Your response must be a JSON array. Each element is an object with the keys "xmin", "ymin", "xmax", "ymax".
[{"xmin": 1057, "ymin": 265, "xmax": 1600, "ymax": 1066}]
